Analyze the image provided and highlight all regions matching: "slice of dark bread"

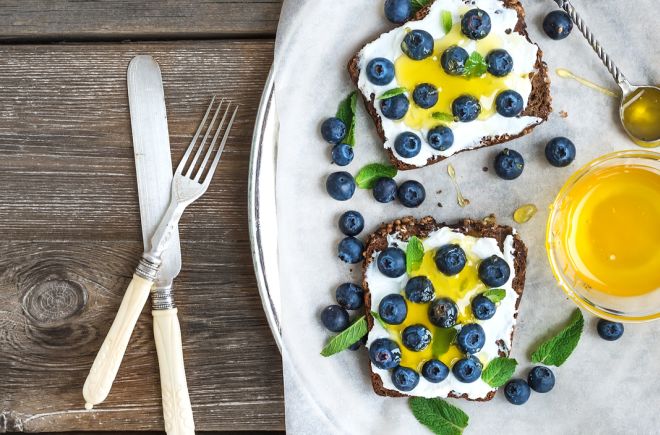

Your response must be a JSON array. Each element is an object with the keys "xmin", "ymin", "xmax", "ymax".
[
  {"xmin": 361, "ymin": 216, "xmax": 528, "ymax": 401},
  {"xmin": 348, "ymin": 0, "xmax": 552, "ymax": 170}
]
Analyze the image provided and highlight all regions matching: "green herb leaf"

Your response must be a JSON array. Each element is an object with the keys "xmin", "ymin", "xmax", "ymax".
[
  {"xmin": 378, "ymin": 87, "xmax": 408, "ymax": 100},
  {"xmin": 336, "ymin": 92, "xmax": 357, "ymax": 146},
  {"xmin": 464, "ymin": 52, "xmax": 488, "ymax": 78},
  {"xmin": 481, "ymin": 357, "xmax": 517, "ymax": 388},
  {"xmin": 409, "ymin": 397, "xmax": 469, "ymax": 435},
  {"xmin": 432, "ymin": 327, "xmax": 457, "ymax": 358},
  {"xmin": 371, "ymin": 311, "xmax": 387, "ymax": 329},
  {"xmin": 411, "ymin": 0, "xmax": 432, "ymax": 12},
  {"xmin": 441, "ymin": 10, "xmax": 453, "ymax": 34},
  {"xmin": 483, "ymin": 288, "xmax": 506, "ymax": 304},
  {"xmin": 355, "ymin": 163, "xmax": 397, "ymax": 189},
  {"xmin": 320, "ymin": 315, "xmax": 367, "ymax": 357},
  {"xmin": 406, "ymin": 236, "xmax": 425, "ymax": 273},
  {"xmin": 530, "ymin": 308, "xmax": 584, "ymax": 366},
  {"xmin": 432, "ymin": 112, "xmax": 456, "ymax": 122}
]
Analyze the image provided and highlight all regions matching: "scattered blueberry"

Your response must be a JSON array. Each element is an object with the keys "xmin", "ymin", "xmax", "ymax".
[
  {"xmin": 384, "ymin": 0, "xmax": 413, "ymax": 24},
  {"xmin": 434, "ymin": 244, "xmax": 467, "ymax": 276},
  {"xmin": 452, "ymin": 356, "xmax": 483, "ymax": 383},
  {"xmin": 428, "ymin": 297, "xmax": 459, "ymax": 328},
  {"xmin": 321, "ymin": 117, "xmax": 347, "ymax": 144},
  {"xmin": 597, "ymin": 319, "xmax": 624, "ymax": 341},
  {"xmin": 543, "ymin": 10, "xmax": 573, "ymax": 40},
  {"xmin": 504, "ymin": 379, "xmax": 531, "ymax": 405},
  {"xmin": 452, "ymin": 95, "xmax": 481, "ymax": 122},
  {"xmin": 422, "ymin": 359, "xmax": 450, "ymax": 383},
  {"xmin": 377, "ymin": 247, "xmax": 407, "ymax": 278},
  {"xmin": 456, "ymin": 323, "xmax": 486, "ymax": 354},
  {"xmin": 493, "ymin": 148, "xmax": 524, "ymax": 180},
  {"xmin": 486, "ymin": 49, "xmax": 513, "ymax": 77},
  {"xmin": 472, "ymin": 294, "xmax": 496, "ymax": 320},
  {"xmin": 427, "ymin": 125, "xmax": 454, "ymax": 151},
  {"xmin": 320, "ymin": 305, "xmax": 349, "ymax": 332},
  {"xmin": 528, "ymin": 366, "xmax": 555, "ymax": 393},
  {"xmin": 380, "ymin": 94, "xmax": 410, "ymax": 120},
  {"xmin": 405, "ymin": 276, "xmax": 435, "ymax": 303},
  {"xmin": 394, "ymin": 132, "xmax": 422, "ymax": 158},
  {"xmin": 413, "ymin": 83, "xmax": 439, "ymax": 108},
  {"xmin": 337, "ymin": 236, "xmax": 365, "ymax": 264},
  {"xmin": 398, "ymin": 180, "xmax": 426, "ymax": 208},
  {"xmin": 402, "ymin": 29, "xmax": 434, "ymax": 60},
  {"xmin": 461, "ymin": 9, "xmax": 491, "ymax": 40},
  {"xmin": 335, "ymin": 283, "xmax": 365, "ymax": 310},
  {"xmin": 338, "ymin": 210, "xmax": 364, "ymax": 236},
  {"xmin": 440, "ymin": 45, "xmax": 469, "ymax": 76},
  {"xmin": 545, "ymin": 137, "xmax": 576, "ymax": 167},
  {"xmin": 495, "ymin": 90, "xmax": 524, "ymax": 118},
  {"xmin": 402, "ymin": 324, "xmax": 432, "ymax": 351},
  {"xmin": 478, "ymin": 255, "xmax": 511, "ymax": 287},
  {"xmin": 331, "ymin": 143, "xmax": 354, "ymax": 166},
  {"xmin": 367, "ymin": 57, "xmax": 395, "ymax": 85},
  {"xmin": 348, "ymin": 335, "xmax": 367, "ymax": 351},
  {"xmin": 391, "ymin": 366, "xmax": 420, "ymax": 391},
  {"xmin": 326, "ymin": 171, "xmax": 356, "ymax": 200},
  {"xmin": 373, "ymin": 177, "xmax": 398, "ymax": 203},
  {"xmin": 378, "ymin": 294, "xmax": 408, "ymax": 325},
  {"xmin": 369, "ymin": 338, "xmax": 402, "ymax": 369}
]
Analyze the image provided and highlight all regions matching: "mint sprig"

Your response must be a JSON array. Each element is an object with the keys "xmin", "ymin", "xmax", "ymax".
[
  {"xmin": 530, "ymin": 308, "xmax": 584, "ymax": 366},
  {"xmin": 481, "ymin": 357, "xmax": 517, "ymax": 388},
  {"xmin": 441, "ymin": 10, "xmax": 453, "ymax": 34},
  {"xmin": 464, "ymin": 52, "xmax": 488, "ymax": 78},
  {"xmin": 355, "ymin": 163, "xmax": 397, "ymax": 189},
  {"xmin": 432, "ymin": 112, "xmax": 456, "ymax": 122},
  {"xmin": 336, "ymin": 92, "xmax": 357, "ymax": 146},
  {"xmin": 406, "ymin": 236, "xmax": 425, "ymax": 273},
  {"xmin": 378, "ymin": 87, "xmax": 407, "ymax": 100},
  {"xmin": 483, "ymin": 288, "xmax": 506, "ymax": 303},
  {"xmin": 432, "ymin": 327, "xmax": 457, "ymax": 358},
  {"xmin": 411, "ymin": 0, "xmax": 432, "ymax": 12},
  {"xmin": 320, "ymin": 315, "xmax": 367, "ymax": 357},
  {"xmin": 371, "ymin": 311, "xmax": 387, "ymax": 329},
  {"xmin": 409, "ymin": 397, "xmax": 469, "ymax": 435}
]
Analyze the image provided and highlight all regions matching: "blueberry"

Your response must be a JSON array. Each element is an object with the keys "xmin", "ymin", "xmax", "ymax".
[
  {"xmin": 337, "ymin": 236, "xmax": 365, "ymax": 264},
  {"xmin": 543, "ymin": 10, "xmax": 573, "ymax": 40},
  {"xmin": 378, "ymin": 294, "xmax": 408, "ymax": 325},
  {"xmin": 348, "ymin": 335, "xmax": 367, "ymax": 351},
  {"xmin": 338, "ymin": 210, "xmax": 364, "ymax": 236},
  {"xmin": 486, "ymin": 49, "xmax": 513, "ymax": 77},
  {"xmin": 402, "ymin": 29, "xmax": 434, "ymax": 60},
  {"xmin": 452, "ymin": 356, "xmax": 483, "ymax": 383},
  {"xmin": 405, "ymin": 276, "xmax": 435, "ymax": 303},
  {"xmin": 471, "ymin": 295, "xmax": 496, "ymax": 320},
  {"xmin": 373, "ymin": 177, "xmax": 398, "ymax": 203},
  {"xmin": 434, "ymin": 244, "xmax": 467, "ymax": 275},
  {"xmin": 367, "ymin": 57, "xmax": 395, "ymax": 85},
  {"xmin": 528, "ymin": 366, "xmax": 555, "ymax": 393},
  {"xmin": 394, "ymin": 132, "xmax": 422, "ymax": 158},
  {"xmin": 427, "ymin": 126, "xmax": 454, "ymax": 151},
  {"xmin": 384, "ymin": 0, "xmax": 413, "ymax": 24},
  {"xmin": 331, "ymin": 143, "xmax": 354, "ymax": 166},
  {"xmin": 326, "ymin": 171, "xmax": 356, "ymax": 200},
  {"xmin": 428, "ymin": 297, "xmax": 459, "ymax": 328},
  {"xmin": 493, "ymin": 148, "xmax": 524, "ymax": 180},
  {"xmin": 320, "ymin": 305, "xmax": 349, "ymax": 332},
  {"xmin": 440, "ymin": 45, "xmax": 469, "ymax": 76},
  {"xmin": 452, "ymin": 95, "xmax": 481, "ymax": 122},
  {"xmin": 461, "ymin": 9, "xmax": 491, "ymax": 40},
  {"xmin": 321, "ymin": 117, "xmax": 347, "ymax": 144},
  {"xmin": 380, "ymin": 94, "xmax": 410, "ymax": 120},
  {"xmin": 504, "ymin": 379, "xmax": 531, "ymax": 405},
  {"xmin": 402, "ymin": 324, "xmax": 432, "ymax": 351},
  {"xmin": 495, "ymin": 90, "xmax": 524, "ymax": 117},
  {"xmin": 369, "ymin": 338, "xmax": 401, "ymax": 369},
  {"xmin": 413, "ymin": 83, "xmax": 439, "ymax": 109},
  {"xmin": 335, "ymin": 283, "xmax": 365, "ymax": 310},
  {"xmin": 422, "ymin": 359, "xmax": 450, "ymax": 383},
  {"xmin": 391, "ymin": 366, "xmax": 420, "ymax": 391},
  {"xmin": 597, "ymin": 319, "xmax": 624, "ymax": 341},
  {"xmin": 478, "ymin": 255, "xmax": 511, "ymax": 287},
  {"xmin": 456, "ymin": 323, "xmax": 486, "ymax": 354},
  {"xmin": 398, "ymin": 180, "xmax": 426, "ymax": 208},
  {"xmin": 545, "ymin": 137, "xmax": 576, "ymax": 167},
  {"xmin": 377, "ymin": 247, "xmax": 407, "ymax": 278}
]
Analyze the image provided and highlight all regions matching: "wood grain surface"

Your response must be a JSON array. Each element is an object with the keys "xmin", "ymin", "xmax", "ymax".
[{"xmin": 0, "ymin": 41, "xmax": 283, "ymax": 432}]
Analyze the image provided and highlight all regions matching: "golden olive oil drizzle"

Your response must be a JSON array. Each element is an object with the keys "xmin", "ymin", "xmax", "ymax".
[
  {"xmin": 555, "ymin": 68, "xmax": 617, "ymax": 98},
  {"xmin": 447, "ymin": 164, "xmax": 469, "ymax": 207}
]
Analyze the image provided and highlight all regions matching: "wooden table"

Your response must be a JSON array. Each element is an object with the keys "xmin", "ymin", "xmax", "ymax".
[{"xmin": 0, "ymin": 1, "xmax": 284, "ymax": 433}]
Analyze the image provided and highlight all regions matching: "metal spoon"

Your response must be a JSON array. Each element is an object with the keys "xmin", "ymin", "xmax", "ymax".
[{"xmin": 554, "ymin": 0, "xmax": 659, "ymax": 148}]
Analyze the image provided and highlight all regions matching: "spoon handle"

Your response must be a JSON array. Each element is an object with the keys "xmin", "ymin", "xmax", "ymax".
[{"xmin": 553, "ymin": 0, "xmax": 631, "ymax": 93}]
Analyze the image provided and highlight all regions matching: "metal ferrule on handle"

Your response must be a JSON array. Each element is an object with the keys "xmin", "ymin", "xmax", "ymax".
[{"xmin": 152, "ymin": 284, "xmax": 176, "ymax": 310}]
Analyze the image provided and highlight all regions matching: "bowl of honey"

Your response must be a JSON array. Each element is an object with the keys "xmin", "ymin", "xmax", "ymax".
[{"xmin": 546, "ymin": 150, "xmax": 660, "ymax": 322}]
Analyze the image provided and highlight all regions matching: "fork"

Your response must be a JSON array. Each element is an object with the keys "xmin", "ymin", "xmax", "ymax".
[{"xmin": 83, "ymin": 98, "xmax": 238, "ymax": 412}]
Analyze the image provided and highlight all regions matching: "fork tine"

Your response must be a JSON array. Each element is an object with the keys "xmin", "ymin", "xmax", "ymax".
[
  {"xmin": 175, "ymin": 96, "xmax": 215, "ymax": 175},
  {"xmin": 184, "ymin": 98, "xmax": 224, "ymax": 178},
  {"xmin": 201, "ymin": 105, "xmax": 238, "ymax": 186},
  {"xmin": 194, "ymin": 103, "xmax": 230, "ymax": 182}
]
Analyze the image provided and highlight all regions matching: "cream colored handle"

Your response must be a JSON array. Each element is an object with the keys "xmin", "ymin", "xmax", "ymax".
[
  {"xmin": 153, "ymin": 308, "xmax": 195, "ymax": 435},
  {"xmin": 83, "ymin": 274, "xmax": 153, "ymax": 409}
]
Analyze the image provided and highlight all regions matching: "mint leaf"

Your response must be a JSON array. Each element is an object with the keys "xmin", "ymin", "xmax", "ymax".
[
  {"xmin": 409, "ymin": 397, "xmax": 469, "ymax": 435},
  {"xmin": 355, "ymin": 163, "xmax": 397, "ymax": 189},
  {"xmin": 432, "ymin": 112, "xmax": 456, "ymax": 122},
  {"xmin": 432, "ymin": 327, "xmax": 457, "ymax": 358},
  {"xmin": 531, "ymin": 308, "xmax": 584, "ymax": 366},
  {"xmin": 481, "ymin": 357, "xmax": 517, "ymax": 388},
  {"xmin": 483, "ymin": 288, "xmax": 506, "ymax": 304},
  {"xmin": 406, "ymin": 236, "xmax": 425, "ymax": 273},
  {"xmin": 441, "ymin": 10, "xmax": 453, "ymax": 34},
  {"xmin": 464, "ymin": 52, "xmax": 488, "ymax": 78},
  {"xmin": 378, "ymin": 87, "xmax": 407, "ymax": 100},
  {"xmin": 336, "ymin": 92, "xmax": 357, "ymax": 146},
  {"xmin": 411, "ymin": 0, "xmax": 432, "ymax": 12},
  {"xmin": 371, "ymin": 311, "xmax": 387, "ymax": 329},
  {"xmin": 321, "ymin": 315, "xmax": 367, "ymax": 357}
]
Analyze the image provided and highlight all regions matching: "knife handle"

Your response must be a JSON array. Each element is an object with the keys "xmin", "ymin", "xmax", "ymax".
[
  {"xmin": 153, "ymin": 308, "xmax": 195, "ymax": 435},
  {"xmin": 83, "ymin": 273, "xmax": 154, "ymax": 409}
]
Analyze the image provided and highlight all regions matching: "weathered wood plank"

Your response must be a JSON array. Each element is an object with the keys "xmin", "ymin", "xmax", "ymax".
[{"xmin": 0, "ymin": 1, "xmax": 282, "ymax": 41}]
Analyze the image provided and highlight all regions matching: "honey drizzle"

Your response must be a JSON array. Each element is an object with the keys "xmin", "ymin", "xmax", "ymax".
[
  {"xmin": 556, "ymin": 68, "xmax": 617, "ymax": 98},
  {"xmin": 447, "ymin": 164, "xmax": 469, "ymax": 207}
]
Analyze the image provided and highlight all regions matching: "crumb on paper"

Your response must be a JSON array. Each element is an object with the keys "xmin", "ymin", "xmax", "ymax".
[
  {"xmin": 436, "ymin": 190, "xmax": 442, "ymax": 194},
  {"xmin": 437, "ymin": 202, "xmax": 443, "ymax": 208},
  {"xmin": 559, "ymin": 110, "xmax": 568, "ymax": 118},
  {"xmin": 482, "ymin": 166, "xmax": 488, "ymax": 172},
  {"xmin": 482, "ymin": 214, "xmax": 497, "ymax": 225},
  {"xmin": 462, "ymin": 199, "xmax": 470, "ymax": 206}
]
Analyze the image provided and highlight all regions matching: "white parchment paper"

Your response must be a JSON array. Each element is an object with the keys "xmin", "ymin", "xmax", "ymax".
[{"xmin": 273, "ymin": 1, "xmax": 660, "ymax": 434}]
